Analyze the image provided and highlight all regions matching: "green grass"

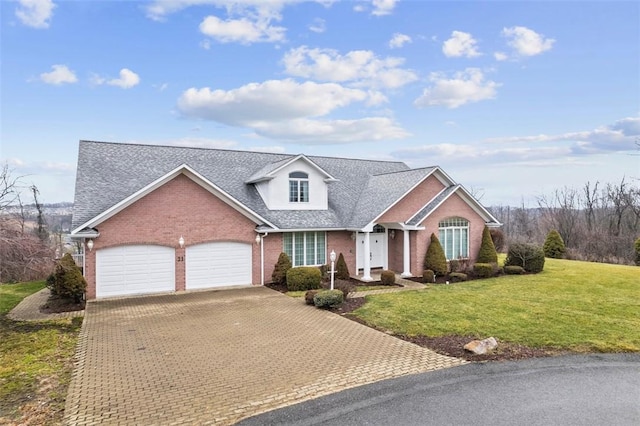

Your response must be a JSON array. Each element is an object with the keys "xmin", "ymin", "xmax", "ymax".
[
  {"xmin": 0, "ymin": 281, "xmax": 82, "ymax": 422},
  {"xmin": 353, "ymin": 258, "xmax": 640, "ymax": 353}
]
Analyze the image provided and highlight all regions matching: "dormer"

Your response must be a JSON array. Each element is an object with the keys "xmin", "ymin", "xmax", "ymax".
[{"xmin": 246, "ymin": 155, "xmax": 337, "ymax": 210}]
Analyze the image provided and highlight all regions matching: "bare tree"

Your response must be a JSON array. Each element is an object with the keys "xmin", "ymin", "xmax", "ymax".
[{"xmin": 537, "ymin": 187, "xmax": 580, "ymax": 248}]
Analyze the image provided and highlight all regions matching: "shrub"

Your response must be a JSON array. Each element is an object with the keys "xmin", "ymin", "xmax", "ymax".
[
  {"xmin": 424, "ymin": 233, "xmax": 447, "ymax": 276},
  {"xmin": 505, "ymin": 243, "xmax": 546, "ymax": 273},
  {"xmin": 448, "ymin": 259, "xmax": 460, "ymax": 273},
  {"xmin": 334, "ymin": 279, "xmax": 354, "ymax": 300},
  {"xmin": 47, "ymin": 253, "xmax": 86, "ymax": 302},
  {"xmin": 380, "ymin": 270, "xmax": 396, "ymax": 285},
  {"xmin": 489, "ymin": 228, "xmax": 505, "ymax": 252},
  {"xmin": 423, "ymin": 269, "xmax": 435, "ymax": 283},
  {"xmin": 305, "ymin": 289, "xmax": 321, "ymax": 305},
  {"xmin": 449, "ymin": 272, "xmax": 467, "ymax": 282},
  {"xmin": 543, "ymin": 230, "xmax": 566, "ymax": 259},
  {"xmin": 286, "ymin": 267, "xmax": 322, "ymax": 291},
  {"xmin": 336, "ymin": 252, "xmax": 350, "ymax": 280},
  {"xmin": 473, "ymin": 263, "xmax": 494, "ymax": 279},
  {"xmin": 313, "ymin": 290, "xmax": 344, "ymax": 308},
  {"xmin": 636, "ymin": 237, "xmax": 640, "ymax": 266},
  {"xmin": 271, "ymin": 252, "xmax": 292, "ymax": 285},
  {"xmin": 504, "ymin": 265, "xmax": 526, "ymax": 275},
  {"xmin": 477, "ymin": 226, "xmax": 498, "ymax": 264}
]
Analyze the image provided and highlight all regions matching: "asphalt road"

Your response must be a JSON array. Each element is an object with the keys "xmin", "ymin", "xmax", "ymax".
[{"xmin": 238, "ymin": 354, "xmax": 640, "ymax": 426}]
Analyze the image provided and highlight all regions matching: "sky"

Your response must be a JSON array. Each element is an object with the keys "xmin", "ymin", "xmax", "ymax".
[{"xmin": 1, "ymin": 0, "xmax": 639, "ymax": 207}]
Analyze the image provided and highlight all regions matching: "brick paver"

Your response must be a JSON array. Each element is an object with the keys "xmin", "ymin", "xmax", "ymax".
[{"xmin": 63, "ymin": 286, "xmax": 465, "ymax": 425}]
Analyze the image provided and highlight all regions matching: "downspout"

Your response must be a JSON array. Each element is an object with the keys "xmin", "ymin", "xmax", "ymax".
[{"xmin": 260, "ymin": 233, "xmax": 268, "ymax": 286}]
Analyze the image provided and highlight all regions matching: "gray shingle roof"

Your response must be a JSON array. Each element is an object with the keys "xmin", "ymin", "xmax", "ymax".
[
  {"xmin": 72, "ymin": 141, "xmax": 412, "ymax": 231},
  {"xmin": 406, "ymin": 185, "xmax": 459, "ymax": 226}
]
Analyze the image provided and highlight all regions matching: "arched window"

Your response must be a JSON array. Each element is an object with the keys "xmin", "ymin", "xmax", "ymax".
[
  {"xmin": 438, "ymin": 217, "xmax": 469, "ymax": 260},
  {"xmin": 289, "ymin": 171, "xmax": 309, "ymax": 203}
]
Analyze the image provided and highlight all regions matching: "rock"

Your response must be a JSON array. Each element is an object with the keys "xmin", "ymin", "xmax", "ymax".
[{"xmin": 464, "ymin": 337, "xmax": 498, "ymax": 355}]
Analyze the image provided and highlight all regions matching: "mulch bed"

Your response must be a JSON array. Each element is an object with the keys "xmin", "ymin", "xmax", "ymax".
[{"xmin": 40, "ymin": 295, "xmax": 85, "ymax": 314}]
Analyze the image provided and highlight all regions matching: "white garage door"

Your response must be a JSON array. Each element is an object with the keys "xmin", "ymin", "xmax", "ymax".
[
  {"xmin": 186, "ymin": 242, "xmax": 252, "ymax": 290},
  {"xmin": 96, "ymin": 245, "xmax": 175, "ymax": 298}
]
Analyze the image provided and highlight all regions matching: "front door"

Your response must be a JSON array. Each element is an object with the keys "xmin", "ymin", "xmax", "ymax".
[{"xmin": 356, "ymin": 225, "xmax": 386, "ymax": 270}]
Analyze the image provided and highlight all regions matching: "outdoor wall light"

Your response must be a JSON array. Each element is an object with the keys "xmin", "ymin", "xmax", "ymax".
[
  {"xmin": 390, "ymin": 230, "xmax": 396, "ymax": 239},
  {"xmin": 255, "ymin": 234, "xmax": 261, "ymax": 245},
  {"xmin": 351, "ymin": 232, "xmax": 356, "ymax": 240},
  {"xmin": 86, "ymin": 239, "xmax": 94, "ymax": 252},
  {"xmin": 178, "ymin": 236, "xmax": 185, "ymax": 248}
]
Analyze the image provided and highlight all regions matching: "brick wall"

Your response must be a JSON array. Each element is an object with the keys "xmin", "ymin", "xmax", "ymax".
[
  {"xmin": 85, "ymin": 174, "xmax": 260, "ymax": 299},
  {"xmin": 378, "ymin": 175, "xmax": 445, "ymax": 223}
]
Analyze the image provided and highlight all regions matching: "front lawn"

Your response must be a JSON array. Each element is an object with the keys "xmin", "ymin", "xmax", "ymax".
[
  {"xmin": 0, "ymin": 281, "xmax": 82, "ymax": 425},
  {"xmin": 353, "ymin": 258, "xmax": 639, "ymax": 353}
]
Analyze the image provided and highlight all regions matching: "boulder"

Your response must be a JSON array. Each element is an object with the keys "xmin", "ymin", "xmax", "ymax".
[{"xmin": 464, "ymin": 337, "xmax": 498, "ymax": 355}]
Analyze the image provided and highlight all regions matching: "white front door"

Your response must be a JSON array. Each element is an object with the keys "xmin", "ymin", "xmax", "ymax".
[{"xmin": 356, "ymin": 227, "xmax": 386, "ymax": 270}]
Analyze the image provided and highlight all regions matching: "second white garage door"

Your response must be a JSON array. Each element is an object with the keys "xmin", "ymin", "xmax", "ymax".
[{"xmin": 186, "ymin": 242, "xmax": 252, "ymax": 290}]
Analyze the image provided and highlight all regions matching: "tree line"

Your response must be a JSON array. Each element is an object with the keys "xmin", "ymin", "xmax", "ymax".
[{"xmin": 490, "ymin": 177, "xmax": 640, "ymax": 265}]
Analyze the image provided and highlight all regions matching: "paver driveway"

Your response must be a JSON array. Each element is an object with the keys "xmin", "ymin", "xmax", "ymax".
[{"xmin": 64, "ymin": 287, "xmax": 465, "ymax": 425}]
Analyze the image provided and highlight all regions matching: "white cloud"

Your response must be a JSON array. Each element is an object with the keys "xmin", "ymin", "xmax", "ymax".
[
  {"xmin": 15, "ymin": 0, "xmax": 55, "ymax": 29},
  {"xmin": 501, "ymin": 26, "xmax": 555, "ymax": 58},
  {"xmin": 392, "ymin": 143, "xmax": 570, "ymax": 164},
  {"xmin": 372, "ymin": 0, "xmax": 398, "ymax": 16},
  {"xmin": 200, "ymin": 39, "xmax": 211, "ymax": 50},
  {"xmin": 487, "ymin": 116, "xmax": 640, "ymax": 153},
  {"xmin": 92, "ymin": 69, "xmax": 140, "ymax": 89},
  {"xmin": 251, "ymin": 117, "xmax": 410, "ymax": 144},
  {"xmin": 309, "ymin": 18, "xmax": 326, "ymax": 33},
  {"xmin": 494, "ymin": 51, "xmax": 508, "ymax": 61},
  {"xmin": 39, "ymin": 64, "xmax": 77, "ymax": 85},
  {"xmin": 414, "ymin": 68, "xmax": 500, "ymax": 109},
  {"xmin": 389, "ymin": 33, "xmax": 411, "ymax": 49},
  {"xmin": 199, "ymin": 15, "xmax": 285, "ymax": 44},
  {"xmin": 442, "ymin": 31, "xmax": 481, "ymax": 58},
  {"xmin": 177, "ymin": 79, "xmax": 369, "ymax": 125},
  {"xmin": 248, "ymin": 145, "xmax": 287, "ymax": 153},
  {"xmin": 282, "ymin": 46, "xmax": 418, "ymax": 89}
]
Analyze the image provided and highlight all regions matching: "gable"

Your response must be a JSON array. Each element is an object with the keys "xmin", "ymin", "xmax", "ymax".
[{"xmin": 377, "ymin": 174, "xmax": 446, "ymax": 223}]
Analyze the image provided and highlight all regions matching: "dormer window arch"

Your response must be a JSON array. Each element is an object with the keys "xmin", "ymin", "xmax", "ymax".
[{"xmin": 289, "ymin": 171, "xmax": 309, "ymax": 203}]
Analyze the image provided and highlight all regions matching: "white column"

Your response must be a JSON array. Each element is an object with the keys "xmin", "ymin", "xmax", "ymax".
[
  {"xmin": 362, "ymin": 231, "xmax": 373, "ymax": 281},
  {"xmin": 401, "ymin": 229, "xmax": 412, "ymax": 277}
]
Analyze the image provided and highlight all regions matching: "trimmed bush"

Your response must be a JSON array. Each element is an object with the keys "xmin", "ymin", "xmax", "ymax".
[
  {"xmin": 336, "ymin": 252, "xmax": 350, "ymax": 280},
  {"xmin": 424, "ymin": 233, "xmax": 447, "ymax": 276},
  {"xmin": 477, "ymin": 226, "xmax": 498, "ymax": 264},
  {"xmin": 504, "ymin": 265, "xmax": 526, "ymax": 275},
  {"xmin": 271, "ymin": 252, "xmax": 292, "ymax": 285},
  {"xmin": 334, "ymin": 279, "xmax": 355, "ymax": 300},
  {"xmin": 47, "ymin": 253, "xmax": 86, "ymax": 302},
  {"xmin": 636, "ymin": 237, "xmax": 640, "ymax": 266},
  {"xmin": 473, "ymin": 263, "xmax": 494, "ymax": 279},
  {"xmin": 423, "ymin": 269, "xmax": 435, "ymax": 283},
  {"xmin": 286, "ymin": 267, "xmax": 322, "ymax": 291},
  {"xmin": 448, "ymin": 259, "xmax": 460, "ymax": 273},
  {"xmin": 380, "ymin": 270, "xmax": 396, "ymax": 285},
  {"xmin": 544, "ymin": 230, "xmax": 566, "ymax": 259},
  {"xmin": 313, "ymin": 289, "xmax": 344, "ymax": 308},
  {"xmin": 490, "ymin": 228, "xmax": 505, "ymax": 252},
  {"xmin": 505, "ymin": 243, "xmax": 546, "ymax": 273},
  {"xmin": 449, "ymin": 272, "xmax": 467, "ymax": 282},
  {"xmin": 305, "ymin": 289, "xmax": 321, "ymax": 305}
]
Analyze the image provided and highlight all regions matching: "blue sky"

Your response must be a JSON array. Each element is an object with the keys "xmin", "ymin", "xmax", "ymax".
[{"xmin": 1, "ymin": 0, "xmax": 638, "ymax": 206}]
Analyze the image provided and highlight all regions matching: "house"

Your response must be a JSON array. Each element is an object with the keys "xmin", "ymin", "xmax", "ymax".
[{"xmin": 71, "ymin": 140, "xmax": 500, "ymax": 299}]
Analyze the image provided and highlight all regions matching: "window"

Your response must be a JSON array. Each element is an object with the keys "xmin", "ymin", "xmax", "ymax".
[
  {"xmin": 438, "ymin": 217, "xmax": 469, "ymax": 260},
  {"xmin": 289, "ymin": 171, "xmax": 309, "ymax": 203},
  {"xmin": 283, "ymin": 232, "xmax": 326, "ymax": 266}
]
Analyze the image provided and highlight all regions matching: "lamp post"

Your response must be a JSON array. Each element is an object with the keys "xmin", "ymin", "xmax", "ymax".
[{"xmin": 330, "ymin": 250, "xmax": 336, "ymax": 290}]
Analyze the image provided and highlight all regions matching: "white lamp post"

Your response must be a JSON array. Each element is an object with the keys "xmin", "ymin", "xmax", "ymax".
[{"xmin": 330, "ymin": 250, "xmax": 336, "ymax": 290}]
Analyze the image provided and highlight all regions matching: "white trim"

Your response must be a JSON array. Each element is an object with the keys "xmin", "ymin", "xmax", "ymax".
[
  {"xmin": 405, "ymin": 185, "xmax": 453, "ymax": 225},
  {"xmin": 411, "ymin": 185, "xmax": 501, "ymax": 226},
  {"xmin": 71, "ymin": 164, "xmax": 275, "ymax": 235},
  {"xmin": 246, "ymin": 154, "xmax": 338, "ymax": 184}
]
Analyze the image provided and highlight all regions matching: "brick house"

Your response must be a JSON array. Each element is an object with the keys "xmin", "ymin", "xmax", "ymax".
[{"xmin": 71, "ymin": 140, "xmax": 500, "ymax": 299}]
